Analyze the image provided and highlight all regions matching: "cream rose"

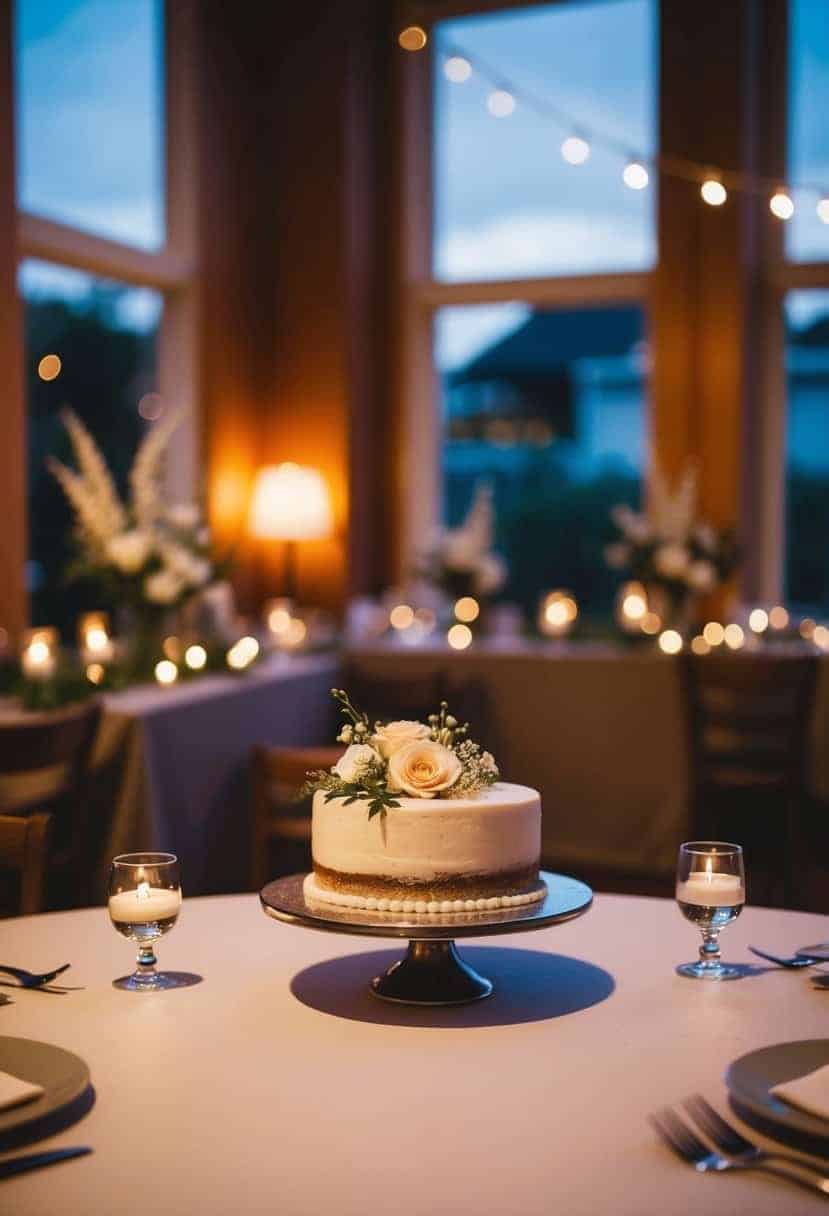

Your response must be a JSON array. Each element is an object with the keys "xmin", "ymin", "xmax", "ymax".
[
  {"xmin": 333, "ymin": 743, "xmax": 380, "ymax": 783},
  {"xmin": 372, "ymin": 720, "xmax": 430, "ymax": 759},
  {"xmin": 107, "ymin": 529, "xmax": 152, "ymax": 574},
  {"xmin": 387, "ymin": 740, "xmax": 462, "ymax": 799}
]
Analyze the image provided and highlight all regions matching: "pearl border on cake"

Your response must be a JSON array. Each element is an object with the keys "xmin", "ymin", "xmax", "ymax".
[{"xmin": 302, "ymin": 872, "xmax": 546, "ymax": 914}]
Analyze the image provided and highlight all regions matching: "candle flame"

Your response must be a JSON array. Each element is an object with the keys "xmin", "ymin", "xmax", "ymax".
[
  {"xmin": 136, "ymin": 880, "xmax": 151, "ymax": 901},
  {"xmin": 705, "ymin": 857, "xmax": 713, "ymax": 881}
]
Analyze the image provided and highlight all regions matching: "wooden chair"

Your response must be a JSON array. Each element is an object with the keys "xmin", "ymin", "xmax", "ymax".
[
  {"xmin": 0, "ymin": 813, "xmax": 53, "ymax": 916},
  {"xmin": 682, "ymin": 653, "xmax": 818, "ymax": 907},
  {"xmin": 0, "ymin": 701, "xmax": 102, "ymax": 908},
  {"xmin": 250, "ymin": 668, "xmax": 491, "ymax": 890}
]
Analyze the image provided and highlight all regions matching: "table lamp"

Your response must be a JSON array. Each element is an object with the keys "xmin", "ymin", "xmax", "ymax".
[{"xmin": 248, "ymin": 463, "xmax": 333, "ymax": 598}]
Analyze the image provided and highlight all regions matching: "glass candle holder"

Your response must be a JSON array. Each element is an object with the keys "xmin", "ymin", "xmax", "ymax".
[
  {"xmin": 676, "ymin": 842, "xmax": 745, "ymax": 980},
  {"xmin": 20, "ymin": 627, "xmax": 58, "ymax": 680},
  {"xmin": 78, "ymin": 611, "xmax": 114, "ymax": 665},
  {"xmin": 108, "ymin": 853, "xmax": 183, "ymax": 990}
]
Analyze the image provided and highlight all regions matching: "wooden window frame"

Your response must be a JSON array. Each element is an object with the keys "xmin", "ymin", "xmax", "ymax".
[{"xmin": 1, "ymin": 0, "xmax": 200, "ymax": 634}]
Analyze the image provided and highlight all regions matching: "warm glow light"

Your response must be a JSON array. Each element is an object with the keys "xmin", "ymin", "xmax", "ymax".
[
  {"xmin": 444, "ymin": 55, "xmax": 471, "ymax": 83},
  {"xmin": 799, "ymin": 617, "xmax": 817, "ymax": 640},
  {"xmin": 21, "ymin": 628, "xmax": 58, "ymax": 679},
  {"xmin": 703, "ymin": 621, "xmax": 725, "ymax": 646},
  {"xmin": 86, "ymin": 662, "xmax": 105, "ymax": 685},
  {"xmin": 769, "ymin": 605, "xmax": 789, "ymax": 630},
  {"xmin": 621, "ymin": 590, "xmax": 647, "ymax": 622},
  {"xmin": 184, "ymin": 644, "xmax": 207, "ymax": 671},
  {"xmin": 266, "ymin": 604, "xmax": 293, "ymax": 635},
  {"xmin": 414, "ymin": 608, "xmax": 436, "ymax": 632},
  {"xmin": 389, "ymin": 604, "xmax": 415, "ymax": 631},
  {"xmin": 691, "ymin": 635, "xmax": 710, "ymax": 656},
  {"xmin": 700, "ymin": 179, "xmax": 727, "ymax": 206},
  {"xmin": 770, "ymin": 191, "xmax": 794, "ymax": 220},
  {"xmin": 138, "ymin": 392, "xmax": 163, "ymax": 421},
  {"xmin": 154, "ymin": 659, "xmax": 178, "ymax": 686},
  {"xmin": 398, "ymin": 25, "xmax": 427, "ymax": 51},
  {"xmin": 724, "ymin": 623, "xmax": 745, "ymax": 650},
  {"xmin": 561, "ymin": 136, "xmax": 590, "ymax": 165},
  {"xmin": 227, "ymin": 636, "xmax": 260, "ymax": 670},
  {"xmin": 447, "ymin": 623, "xmax": 473, "ymax": 650},
  {"xmin": 748, "ymin": 608, "xmax": 769, "ymax": 633},
  {"xmin": 282, "ymin": 618, "xmax": 308, "ymax": 649},
  {"xmin": 162, "ymin": 635, "xmax": 181, "ymax": 661},
  {"xmin": 658, "ymin": 629, "xmax": 683, "ymax": 655},
  {"xmin": 813, "ymin": 624, "xmax": 829, "ymax": 652},
  {"xmin": 248, "ymin": 463, "xmax": 333, "ymax": 541},
  {"xmin": 85, "ymin": 627, "xmax": 108, "ymax": 652},
  {"xmin": 539, "ymin": 590, "xmax": 578, "ymax": 637},
  {"xmin": 38, "ymin": 353, "xmax": 61, "ymax": 381},
  {"xmin": 623, "ymin": 161, "xmax": 649, "ymax": 190},
  {"xmin": 454, "ymin": 596, "xmax": 480, "ymax": 623},
  {"xmin": 818, "ymin": 198, "xmax": 829, "ymax": 225},
  {"xmin": 641, "ymin": 611, "xmax": 661, "ymax": 636},
  {"xmin": 487, "ymin": 89, "xmax": 515, "ymax": 118},
  {"xmin": 28, "ymin": 640, "xmax": 50, "ymax": 663}
]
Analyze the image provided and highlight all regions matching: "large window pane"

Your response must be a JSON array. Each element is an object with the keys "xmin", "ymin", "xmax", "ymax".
[
  {"xmin": 15, "ymin": 0, "xmax": 165, "ymax": 250},
  {"xmin": 433, "ymin": 0, "xmax": 657, "ymax": 282},
  {"xmin": 787, "ymin": 0, "xmax": 829, "ymax": 263},
  {"xmin": 22, "ymin": 260, "xmax": 162, "ymax": 628},
  {"xmin": 437, "ymin": 303, "xmax": 647, "ymax": 617},
  {"xmin": 785, "ymin": 291, "xmax": 829, "ymax": 612}
]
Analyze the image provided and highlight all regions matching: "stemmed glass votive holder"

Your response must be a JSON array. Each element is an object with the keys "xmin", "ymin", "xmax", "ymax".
[
  {"xmin": 676, "ymin": 841, "xmax": 745, "ymax": 980},
  {"xmin": 108, "ymin": 853, "xmax": 183, "ymax": 991}
]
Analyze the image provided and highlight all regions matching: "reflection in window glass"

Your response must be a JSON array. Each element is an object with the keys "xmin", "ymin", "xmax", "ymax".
[
  {"xmin": 437, "ymin": 303, "xmax": 647, "ymax": 617},
  {"xmin": 785, "ymin": 291, "xmax": 829, "ymax": 612},
  {"xmin": 15, "ymin": 0, "xmax": 165, "ymax": 250},
  {"xmin": 787, "ymin": 0, "xmax": 829, "ymax": 262},
  {"xmin": 21, "ymin": 260, "xmax": 162, "ymax": 627},
  {"xmin": 433, "ymin": 0, "xmax": 656, "ymax": 282}
]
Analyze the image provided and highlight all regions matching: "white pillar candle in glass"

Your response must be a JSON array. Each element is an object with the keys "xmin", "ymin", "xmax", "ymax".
[
  {"xmin": 21, "ymin": 628, "xmax": 58, "ymax": 680},
  {"xmin": 108, "ymin": 880, "xmax": 182, "ymax": 924},
  {"xmin": 675, "ymin": 843, "xmax": 745, "ymax": 981}
]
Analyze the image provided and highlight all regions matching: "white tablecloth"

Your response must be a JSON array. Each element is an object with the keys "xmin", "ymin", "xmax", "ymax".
[
  {"xmin": 347, "ymin": 641, "xmax": 829, "ymax": 877},
  {"xmin": 2, "ymin": 893, "xmax": 827, "ymax": 1214}
]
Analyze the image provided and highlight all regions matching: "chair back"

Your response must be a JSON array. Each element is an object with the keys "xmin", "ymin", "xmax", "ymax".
[
  {"xmin": 682, "ymin": 653, "xmax": 818, "ymax": 791},
  {"xmin": 0, "ymin": 812, "xmax": 53, "ymax": 916}
]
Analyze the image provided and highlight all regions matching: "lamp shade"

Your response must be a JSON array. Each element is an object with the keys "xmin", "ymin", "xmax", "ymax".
[{"xmin": 248, "ymin": 463, "xmax": 333, "ymax": 541}]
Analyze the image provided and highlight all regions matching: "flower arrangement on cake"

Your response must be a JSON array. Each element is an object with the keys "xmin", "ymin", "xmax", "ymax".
[
  {"xmin": 605, "ymin": 463, "xmax": 739, "ymax": 630},
  {"xmin": 416, "ymin": 484, "xmax": 507, "ymax": 605},
  {"xmin": 303, "ymin": 688, "xmax": 499, "ymax": 819}
]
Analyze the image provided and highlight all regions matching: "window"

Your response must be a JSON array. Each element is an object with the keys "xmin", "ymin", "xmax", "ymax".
[
  {"xmin": 786, "ymin": 0, "xmax": 829, "ymax": 264},
  {"xmin": 12, "ymin": 0, "xmax": 199, "ymax": 631},
  {"xmin": 403, "ymin": 0, "xmax": 656, "ymax": 619},
  {"xmin": 22, "ymin": 260, "xmax": 162, "ymax": 624}
]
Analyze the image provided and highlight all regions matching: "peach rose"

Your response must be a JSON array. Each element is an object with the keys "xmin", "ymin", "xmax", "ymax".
[
  {"xmin": 387, "ymin": 739, "xmax": 462, "ymax": 799},
  {"xmin": 372, "ymin": 720, "xmax": 431, "ymax": 759}
]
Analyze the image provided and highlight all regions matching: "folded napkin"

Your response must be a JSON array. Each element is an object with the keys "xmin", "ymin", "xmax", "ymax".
[
  {"xmin": 771, "ymin": 1063, "xmax": 829, "ymax": 1121},
  {"xmin": 0, "ymin": 1070, "xmax": 44, "ymax": 1112}
]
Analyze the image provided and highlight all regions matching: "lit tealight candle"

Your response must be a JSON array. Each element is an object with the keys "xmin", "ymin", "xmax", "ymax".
[
  {"xmin": 538, "ymin": 590, "xmax": 578, "ymax": 638},
  {"xmin": 676, "ymin": 868, "xmax": 745, "ymax": 908},
  {"xmin": 21, "ymin": 628, "xmax": 58, "ymax": 680},
  {"xmin": 78, "ymin": 612, "xmax": 114, "ymax": 664},
  {"xmin": 616, "ymin": 581, "xmax": 648, "ymax": 634},
  {"xmin": 108, "ymin": 880, "xmax": 182, "ymax": 925}
]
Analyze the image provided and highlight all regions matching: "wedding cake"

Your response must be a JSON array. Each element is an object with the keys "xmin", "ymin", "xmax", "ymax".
[{"xmin": 302, "ymin": 690, "xmax": 543, "ymax": 913}]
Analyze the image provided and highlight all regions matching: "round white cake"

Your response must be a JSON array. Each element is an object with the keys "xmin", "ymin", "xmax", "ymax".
[{"xmin": 306, "ymin": 781, "xmax": 543, "ymax": 912}]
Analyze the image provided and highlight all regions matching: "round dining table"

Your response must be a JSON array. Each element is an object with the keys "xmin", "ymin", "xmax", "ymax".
[{"xmin": 2, "ymin": 891, "xmax": 827, "ymax": 1214}]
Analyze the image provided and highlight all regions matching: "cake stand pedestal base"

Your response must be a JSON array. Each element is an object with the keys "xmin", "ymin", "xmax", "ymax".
[{"xmin": 370, "ymin": 940, "xmax": 493, "ymax": 1005}]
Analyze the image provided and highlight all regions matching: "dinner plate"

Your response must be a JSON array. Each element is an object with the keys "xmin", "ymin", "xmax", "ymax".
[
  {"xmin": 0, "ymin": 1037, "xmax": 90, "ymax": 1141},
  {"xmin": 726, "ymin": 1039, "xmax": 829, "ymax": 1149}
]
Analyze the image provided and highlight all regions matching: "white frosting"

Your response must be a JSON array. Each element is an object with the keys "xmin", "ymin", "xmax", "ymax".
[
  {"xmin": 303, "ymin": 872, "xmax": 546, "ymax": 913},
  {"xmin": 311, "ymin": 781, "xmax": 540, "ymax": 880}
]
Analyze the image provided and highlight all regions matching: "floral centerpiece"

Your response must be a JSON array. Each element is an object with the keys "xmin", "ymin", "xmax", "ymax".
[
  {"xmin": 303, "ymin": 689, "xmax": 499, "ymax": 819},
  {"xmin": 49, "ymin": 408, "xmax": 223, "ymax": 671},
  {"xmin": 417, "ymin": 483, "xmax": 507, "ymax": 606},
  {"xmin": 605, "ymin": 464, "xmax": 739, "ymax": 630}
]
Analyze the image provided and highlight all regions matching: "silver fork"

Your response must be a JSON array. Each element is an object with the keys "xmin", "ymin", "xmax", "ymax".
[
  {"xmin": 0, "ymin": 963, "xmax": 71, "ymax": 988},
  {"xmin": 686, "ymin": 1094, "xmax": 829, "ymax": 1182},
  {"xmin": 650, "ymin": 1104, "xmax": 829, "ymax": 1196}
]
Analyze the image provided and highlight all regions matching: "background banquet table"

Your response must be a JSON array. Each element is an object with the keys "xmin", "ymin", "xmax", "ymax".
[
  {"xmin": 347, "ymin": 641, "xmax": 829, "ymax": 878},
  {"xmin": 2, "ymin": 893, "xmax": 828, "ymax": 1214}
]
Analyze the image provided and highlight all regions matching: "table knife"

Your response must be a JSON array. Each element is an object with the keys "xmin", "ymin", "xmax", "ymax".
[{"xmin": 0, "ymin": 1147, "xmax": 92, "ymax": 1181}]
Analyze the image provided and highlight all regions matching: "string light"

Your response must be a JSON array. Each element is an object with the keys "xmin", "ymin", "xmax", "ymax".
[
  {"xmin": 154, "ymin": 659, "xmax": 178, "ymax": 686},
  {"xmin": 770, "ymin": 190, "xmax": 794, "ymax": 220},
  {"xmin": 454, "ymin": 596, "xmax": 480, "ymax": 623},
  {"xmin": 701, "ymin": 178, "xmax": 727, "ymax": 206},
  {"xmin": 769, "ymin": 605, "xmax": 789, "ymax": 630},
  {"xmin": 817, "ymin": 198, "xmax": 829, "ymax": 224},
  {"xmin": 447, "ymin": 623, "xmax": 473, "ymax": 650},
  {"xmin": 561, "ymin": 135, "xmax": 590, "ymax": 165},
  {"xmin": 444, "ymin": 55, "xmax": 471, "ymax": 83},
  {"xmin": 389, "ymin": 604, "xmax": 415, "ymax": 630},
  {"xmin": 398, "ymin": 25, "xmax": 427, "ymax": 52},
  {"xmin": 641, "ymin": 611, "xmax": 661, "ymax": 636},
  {"xmin": 748, "ymin": 608, "xmax": 769, "ymax": 633},
  {"xmin": 690, "ymin": 635, "xmax": 710, "ymax": 656},
  {"xmin": 487, "ymin": 89, "xmax": 515, "ymax": 118},
  {"xmin": 723, "ymin": 623, "xmax": 745, "ymax": 650},
  {"xmin": 658, "ymin": 629, "xmax": 683, "ymax": 655},
  {"xmin": 623, "ymin": 161, "xmax": 649, "ymax": 190},
  {"xmin": 184, "ymin": 644, "xmax": 207, "ymax": 671},
  {"xmin": 702, "ymin": 621, "xmax": 725, "ymax": 646},
  {"xmin": 38, "ymin": 353, "xmax": 61, "ymax": 381}
]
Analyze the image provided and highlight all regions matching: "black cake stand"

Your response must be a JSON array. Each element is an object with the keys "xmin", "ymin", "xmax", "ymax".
[{"xmin": 260, "ymin": 871, "xmax": 593, "ymax": 1006}]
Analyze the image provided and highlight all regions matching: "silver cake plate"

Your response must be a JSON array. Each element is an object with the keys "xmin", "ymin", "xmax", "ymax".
[{"xmin": 260, "ymin": 871, "xmax": 593, "ymax": 1006}]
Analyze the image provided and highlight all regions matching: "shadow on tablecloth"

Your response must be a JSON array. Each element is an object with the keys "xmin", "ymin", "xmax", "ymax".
[{"xmin": 290, "ymin": 947, "xmax": 615, "ymax": 1028}]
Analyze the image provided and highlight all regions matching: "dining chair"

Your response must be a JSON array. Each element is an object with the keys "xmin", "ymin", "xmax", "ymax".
[
  {"xmin": 681, "ymin": 652, "xmax": 818, "ymax": 907},
  {"xmin": 0, "ymin": 701, "xmax": 102, "ymax": 909},
  {"xmin": 250, "ymin": 668, "xmax": 490, "ymax": 890},
  {"xmin": 0, "ymin": 812, "xmax": 53, "ymax": 916}
]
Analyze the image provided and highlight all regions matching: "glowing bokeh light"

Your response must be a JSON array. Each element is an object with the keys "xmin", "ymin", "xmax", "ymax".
[
  {"xmin": 447, "ymin": 623, "xmax": 473, "ymax": 650},
  {"xmin": 454, "ymin": 596, "xmax": 480, "ymax": 623},
  {"xmin": 748, "ymin": 608, "xmax": 769, "ymax": 633},
  {"xmin": 623, "ymin": 161, "xmax": 649, "ymax": 190},
  {"xmin": 398, "ymin": 25, "xmax": 427, "ymax": 51},
  {"xmin": 487, "ymin": 89, "xmax": 516, "ymax": 118},
  {"xmin": 561, "ymin": 136, "xmax": 590, "ymax": 165},
  {"xmin": 389, "ymin": 604, "xmax": 415, "ymax": 631},
  {"xmin": 700, "ymin": 179, "xmax": 727, "ymax": 206},
  {"xmin": 37, "ymin": 353, "xmax": 61, "ymax": 381},
  {"xmin": 154, "ymin": 659, "xmax": 178, "ymax": 685},
  {"xmin": 658, "ymin": 629, "xmax": 683, "ymax": 655}
]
